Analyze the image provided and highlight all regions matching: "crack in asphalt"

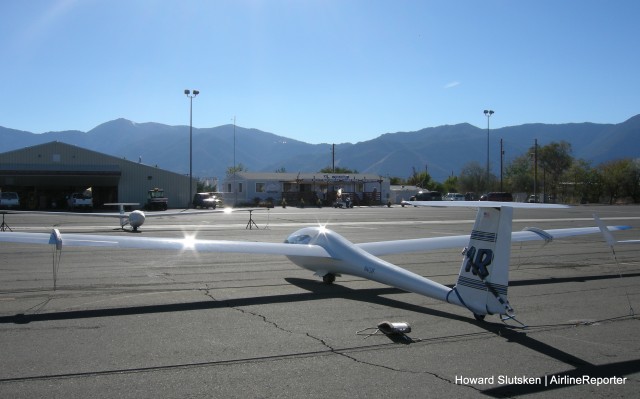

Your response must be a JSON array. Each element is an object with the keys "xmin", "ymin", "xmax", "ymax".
[
  {"xmin": 201, "ymin": 286, "xmax": 294, "ymax": 336},
  {"xmin": 302, "ymin": 331, "xmax": 481, "ymax": 392},
  {"xmin": 200, "ymin": 286, "xmax": 479, "ymax": 393}
]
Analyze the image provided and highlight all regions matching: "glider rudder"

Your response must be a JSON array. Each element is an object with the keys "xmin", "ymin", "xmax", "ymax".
[{"xmin": 449, "ymin": 206, "xmax": 514, "ymax": 318}]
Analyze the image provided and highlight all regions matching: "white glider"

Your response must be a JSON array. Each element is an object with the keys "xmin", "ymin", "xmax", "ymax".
[
  {"xmin": 1, "ymin": 203, "xmax": 237, "ymax": 231},
  {"xmin": 0, "ymin": 202, "xmax": 631, "ymax": 321},
  {"xmin": 101, "ymin": 203, "xmax": 238, "ymax": 231}
]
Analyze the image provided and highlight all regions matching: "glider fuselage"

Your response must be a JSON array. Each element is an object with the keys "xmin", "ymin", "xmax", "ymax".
[{"xmin": 284, "ymin": 227, "xmax": 458, "ymax": 305}]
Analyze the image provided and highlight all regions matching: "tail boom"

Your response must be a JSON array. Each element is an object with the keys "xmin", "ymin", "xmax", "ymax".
[{"xmin": 285, "ymin": 205, "xmax": 517, "ymax": 319}]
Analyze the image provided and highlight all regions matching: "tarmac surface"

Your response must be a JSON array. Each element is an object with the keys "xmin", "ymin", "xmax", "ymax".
[{"xmin": 0, "ymin": 204, "xmax": 639, "ymax": 398}]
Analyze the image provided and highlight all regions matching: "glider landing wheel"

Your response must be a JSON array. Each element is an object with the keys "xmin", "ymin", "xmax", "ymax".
[
  {"xmin": 473, "ymin": 313, "xmax": 486, "ymax": 321},
  {"xmin": 322, "ymin": 274, "xmax": 336, "ymax": 284}
]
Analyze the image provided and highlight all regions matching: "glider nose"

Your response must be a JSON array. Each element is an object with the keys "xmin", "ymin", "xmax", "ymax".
[{"xmin": 129, "ymin": 210, "xmax": 146, "ymax": 229}]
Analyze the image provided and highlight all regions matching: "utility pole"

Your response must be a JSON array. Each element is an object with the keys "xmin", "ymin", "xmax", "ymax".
[
  {"xmin": 500, "ymin": 138, "xmax": 504, "ymax": 191},
  {"xmin": 534, "ymin": 138, "xmax": 538, "ymax": 201},
  {"xmin": 330, "ymin": 144, "xmax": 336, "ymax": 200},
  {"xmin": 233, "ymin": 116, "xmax": 237, "ymax": 207}
]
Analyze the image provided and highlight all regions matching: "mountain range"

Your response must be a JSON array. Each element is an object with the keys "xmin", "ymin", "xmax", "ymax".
[{"xmin": 1, "ymin": 114, "xmax": 638, "ymax": 183}]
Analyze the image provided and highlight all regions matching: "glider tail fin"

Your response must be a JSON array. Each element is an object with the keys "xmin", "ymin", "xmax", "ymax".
[
  {"xmin": 117, "ymin": 204, "xmax": 129, "ymax": 229},
  {"xmin": 452, "ymin": 206, "xmax": 514, "ymax": 318}
]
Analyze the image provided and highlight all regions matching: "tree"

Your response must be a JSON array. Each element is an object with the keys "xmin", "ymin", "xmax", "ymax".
[
  {"xmin": 562, "ymin": 159, "xmax": 600, "ymax": 203},
  {"xmin": 537, "ymin": 141, "xmax": 572, "ymax": 199},
  {"xmin": 442, "ymin": 175, "xmax": 458, "ymax": 193},
  {"xmin": 459, "ymin": 161, "xmax": 488, "ymax": 194},
  {"xmin": 430, "ymin": 181, "xmax": 445, "ymax": 194},
  {"xmin": 407, "ymin": 166, "xmax": 434, "ymax": 189},
  {"xmin": 197, "ymin": 179, "xmax": 216, "ymax": 193},
  {"xmin": 504, "ymin": 154, "xmax": 534, "ymax": 193},
  {"xmin": 599, "ymin": 158, "xmax": 640, "ymax": 204},
  {"xmin": 319, "ymin": 166, "xmax": 358, "ymax": 173},
  {"xmin": 226, "ymin": 163, "xmax": 247, "ymax": 175},
  {"xmin": 631, "ymin": 159, "xmax": 640, "ymax": 202}
]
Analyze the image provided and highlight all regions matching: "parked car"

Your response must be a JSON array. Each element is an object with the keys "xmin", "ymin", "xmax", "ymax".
[
  {"xmin": 67, "ymin": 192, "xmax": 93, "ymax": 210},
  {"xmin": 402, "ymin": 191, "xmax": 442, "ymax": 207},
  {"xmin": 464, "ymin": 192, "xmax": 477, "ymax": 201},
  {"xmin": 409, "ymin": 191, "xmax": 442, "ymax": 201},
  {"xmin": 480, "ymin": 192, "xmax": 513, "ymax": 202},
  {"xmin": 444, "ymin": 193, "xmax": 465, "ymax": 201},
  {"xmin": 192, "ymin": 192, "xmax": 222, "ymax": 209},
  {"xmin": 528, "ymin": 194, "xmax": 553, "ymax": 203},
  {"xmin": 0, "ymin": 192, "xmax": 20, "ymax": 209}
]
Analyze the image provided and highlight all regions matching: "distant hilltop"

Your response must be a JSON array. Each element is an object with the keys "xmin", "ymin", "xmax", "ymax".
[{"xmin": 1, "ymin": 114, "xmax": 638, "ymax": 183}]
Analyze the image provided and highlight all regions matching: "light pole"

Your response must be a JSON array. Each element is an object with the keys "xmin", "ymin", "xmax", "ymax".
[
  {"xmin": 233, "ymin": 116, "xmax": 237, "ymax": 207},
  {"xmin": 500, "ymin": 138, "xmax": 504, "ymax": 191},
  {"xmin": 185, "ymin": 89, "xmax": 199, "ymax": 207},
  {"xmin": 483, "ymin": 109, "xmax": 494, "ymax": 191}
]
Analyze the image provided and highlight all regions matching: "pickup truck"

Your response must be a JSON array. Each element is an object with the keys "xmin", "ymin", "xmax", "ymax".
[
  {"xmin": 0, "ymin": 192, "xmax": 20, "ymax": 209},
  {"xmin": 67, "ymin": 193, "xmax": 93, "ymax": 210}
]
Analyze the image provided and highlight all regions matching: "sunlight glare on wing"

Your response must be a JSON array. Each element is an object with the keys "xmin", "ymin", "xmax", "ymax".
[
  {"xmin": 182, "ymin": 233, "xmax": 198, "ymax": 250},
  {"xmin": 177, "ymin": 227, "xmax": 204, "ymax": 262}
]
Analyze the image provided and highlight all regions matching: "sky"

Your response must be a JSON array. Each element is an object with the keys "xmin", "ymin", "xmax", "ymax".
[{"xmin": 1, "ymin": 0, "xmax": 639, "ymax": 144}]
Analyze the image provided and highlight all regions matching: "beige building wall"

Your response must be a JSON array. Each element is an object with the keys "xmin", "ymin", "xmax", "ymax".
[{"xmin": 1, "ymin": 142, "xmax": 195, "ymax": 209}]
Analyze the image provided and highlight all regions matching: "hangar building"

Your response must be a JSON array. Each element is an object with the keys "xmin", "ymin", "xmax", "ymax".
[{"xmin": 0, "ymin": 141, "xmax": 195, "ymax": 210}]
